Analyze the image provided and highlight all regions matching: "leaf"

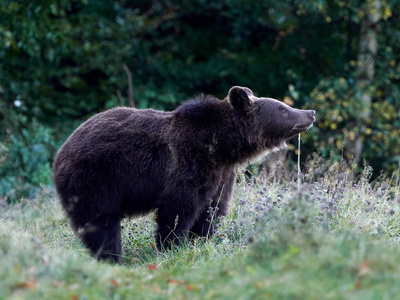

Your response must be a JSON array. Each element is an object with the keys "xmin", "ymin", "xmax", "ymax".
[
  {"xmin": 283, "ymin": 96, "xmax": 294, "ymax": 106},
  {"xmin": 167, "ymin": 279, "xmax": 186, "ymax": 285},
  {"xmin": 110, "ymin": 279, "xmax": 119, "ymax": 287},
  {"xmin": 51, "ymin": 280, "xmax": 65, "ymax": 288},
  {"xmin": 148, "ymin": 264, "xmax": 157, "ymax": 271},
  {"xmin": 16, "ymin": 276, "xmax": 36, "ymax": 289},
  {"xmin": 358, "ymin": 260, "xmax": 371, "ymax": 276}
]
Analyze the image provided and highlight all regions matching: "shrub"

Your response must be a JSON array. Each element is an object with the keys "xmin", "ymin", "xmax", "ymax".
[{"xmin": 0, "ymin": 108, "xmax": 56, "ymax": 202}]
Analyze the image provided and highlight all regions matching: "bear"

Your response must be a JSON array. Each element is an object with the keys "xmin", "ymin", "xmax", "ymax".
[{"xmin": 53, "ymin": 86, "xmax": 315, "ymax": 263}]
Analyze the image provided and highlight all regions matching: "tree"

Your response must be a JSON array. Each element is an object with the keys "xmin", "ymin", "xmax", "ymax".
[{"xmin": 347, "ymin": 0, "xmax": 381, "ymax": 164}]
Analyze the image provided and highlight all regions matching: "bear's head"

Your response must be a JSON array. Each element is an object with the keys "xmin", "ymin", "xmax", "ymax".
[{"xmin": 228, "ymin": 86, "xmax": 316, "ymax": 148}]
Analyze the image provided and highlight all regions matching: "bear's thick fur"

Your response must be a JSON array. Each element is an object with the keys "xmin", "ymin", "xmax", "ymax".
[{"xmin": 53, "ymin": 86, "xmax": 315, "ymax": 263}]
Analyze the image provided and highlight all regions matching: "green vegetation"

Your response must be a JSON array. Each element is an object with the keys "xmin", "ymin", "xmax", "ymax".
[
  {"xmin": 1, "ymin": 162, "xmax": 400, "ymax": 299},
  {"xmin": 1, "ymin": 0, "xmax": 400, "ymax": 200}
]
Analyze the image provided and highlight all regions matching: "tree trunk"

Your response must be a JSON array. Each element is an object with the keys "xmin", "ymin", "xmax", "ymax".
[{"xmin": 348, "ymin": 0, "xmax": 380, "ymax": 164}]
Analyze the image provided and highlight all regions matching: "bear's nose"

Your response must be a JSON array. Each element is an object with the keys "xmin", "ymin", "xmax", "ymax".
[{"xmin": 309, "ymin": 110, "xmax": 316, "ymax": 117}]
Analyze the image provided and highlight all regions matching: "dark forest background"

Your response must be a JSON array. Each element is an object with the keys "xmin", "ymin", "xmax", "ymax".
[{"xmin": 1, "ymin": 0, "xmax": 399, "ymax": 201}]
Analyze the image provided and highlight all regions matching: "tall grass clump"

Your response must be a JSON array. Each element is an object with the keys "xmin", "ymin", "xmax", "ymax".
[{"xmin": 217, "ymin": 156, "xmax": 400, "ymax": 249}]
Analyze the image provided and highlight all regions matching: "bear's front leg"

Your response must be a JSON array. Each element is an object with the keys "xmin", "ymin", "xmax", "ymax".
[
  {"xmin": 190, "ymin": 169, "xmax": 236, "ymax": 238},
  {"xmin": 155, "ymin": 198, "xmax": 202, "ymax": 250}
]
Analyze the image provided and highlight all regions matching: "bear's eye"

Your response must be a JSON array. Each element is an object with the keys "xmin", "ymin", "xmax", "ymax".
[{"xmin": 279, "ymin": 106, "xmax": 287, "ymax": 113}]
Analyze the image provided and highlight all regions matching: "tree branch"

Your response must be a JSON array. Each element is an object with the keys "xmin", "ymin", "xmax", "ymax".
[{"xmin": 123, "ymin": 64, "xmax": 135, "ymax": 108}]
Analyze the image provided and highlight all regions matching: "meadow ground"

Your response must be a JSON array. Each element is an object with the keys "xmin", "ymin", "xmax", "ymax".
[{"xmin": 1, "ymin": 160, "xmax": 400, "ymax": 299}]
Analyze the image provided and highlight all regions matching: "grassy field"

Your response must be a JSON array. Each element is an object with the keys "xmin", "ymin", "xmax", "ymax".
[{"xmin": 1, "ymin": 163, "xmax": 400, "ymax": 299}]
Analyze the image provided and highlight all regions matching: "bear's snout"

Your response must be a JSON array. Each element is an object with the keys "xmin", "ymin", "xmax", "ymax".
[
  {"xmin": 289, "ymin": 109, "xmax": 316, "ymax": 137},
  {"xmin": 308, "ymin": 110, "xmax": 316, "ymax": 123}
]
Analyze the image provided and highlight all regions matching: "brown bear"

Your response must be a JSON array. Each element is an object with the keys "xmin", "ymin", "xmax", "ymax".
[{"xmin": 53, "ymin": 86, "xmax": 315, "ymax": 263}]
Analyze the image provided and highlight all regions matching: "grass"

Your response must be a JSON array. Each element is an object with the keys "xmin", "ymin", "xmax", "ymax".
[{"xmin": 1, "ymin": 160, "xmax": 400, "ymax": 299}]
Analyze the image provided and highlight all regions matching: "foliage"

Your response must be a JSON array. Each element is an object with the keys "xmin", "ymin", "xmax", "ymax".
[
  {"xmin": 303, "ymin": 73, "xmax": 400, "ymax": 174},
  {"xmin": 0, "ymin": 99, "xmax": 58, "ymax": 201},
  {"xmin": 1, "ymin": 0, "xmax": 400, "ymax": 198},
  {"xmin": 1, "ymin": 165, "xmax": 400, "ymax": 298},
  {"xmin": 296, "ymin": 0, "xmax": 400, "ymax": 174}
]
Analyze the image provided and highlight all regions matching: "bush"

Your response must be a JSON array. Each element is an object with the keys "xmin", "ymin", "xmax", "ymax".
[{"xmin": 0, "ymin": 106, "xmax": 56, "ymax": 202}]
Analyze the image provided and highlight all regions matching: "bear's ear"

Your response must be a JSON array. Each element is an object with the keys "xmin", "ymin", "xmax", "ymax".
[{"xmin": 228, "ymin": 86, "xmax": 253, "ymax": 111}]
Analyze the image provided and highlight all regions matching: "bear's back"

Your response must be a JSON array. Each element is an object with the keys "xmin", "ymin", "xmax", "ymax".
[{"xmin": 56, "ymin": 107, "xmax": 171, "ymax": 162}]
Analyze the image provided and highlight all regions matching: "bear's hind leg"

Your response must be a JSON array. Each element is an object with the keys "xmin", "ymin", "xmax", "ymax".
[{"xmin": 76, "ymin": 214, "xmax": 122, "ymax": 264}]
